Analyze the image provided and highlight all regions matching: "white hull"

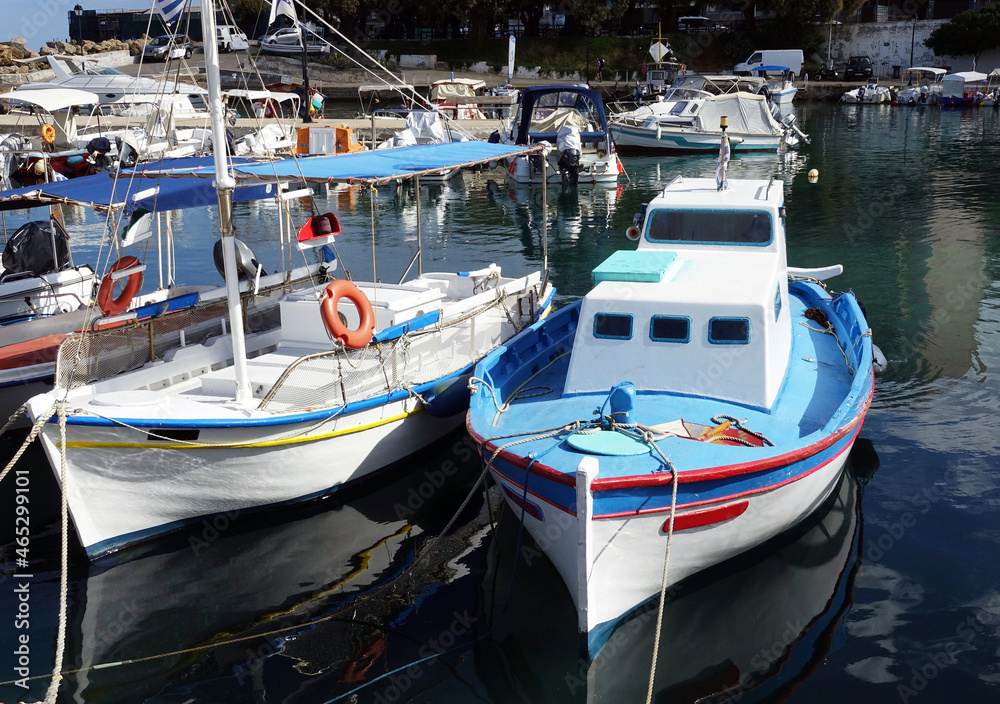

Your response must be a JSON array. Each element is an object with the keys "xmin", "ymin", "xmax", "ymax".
[
  {"xmin": 38, "ymin": 396, "xmax": 459, "ymax": 557},
  {"xmin": 29, "ymin": 270, "xmax": 551, "ymax": 558},
  {"xmin": 610, "ymin": 124, "xmax": 785, "ymax": 152},
  {"xmin": 770, "ymin": 86, "xmax": 797, "ymax": 104},
  {"xmin": 491, "ymin": 436, "xmax": 854, "ymax": 653},
  {"xmin": 506, "ymin": 153, "xmax": 620, "ymax": 185}
]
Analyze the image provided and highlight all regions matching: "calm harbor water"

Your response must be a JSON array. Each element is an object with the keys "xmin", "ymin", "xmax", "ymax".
[{"xmin": 2, "ymin": 102, "xmax": 999, "ymax": 703}]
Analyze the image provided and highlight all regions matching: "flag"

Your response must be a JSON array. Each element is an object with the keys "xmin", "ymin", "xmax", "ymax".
[
  {"xmin": 269, "ymin": 0, "xmax": 298, "ymax": 27},
  {"xmin": 154, "ymin": 0, "xmax": 186, "ymax": 26},
  {"xmin": 716, "ymin": 131, "xmax": 730, "ymax": 191}
]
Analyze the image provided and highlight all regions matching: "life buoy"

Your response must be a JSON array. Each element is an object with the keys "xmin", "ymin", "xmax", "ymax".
[
  {"xmin": 320, "ymin": 280, "xmax": 375, "ymax": 349},
  {"xmin": 97, "ymin": 255, "xmax": 143, "ymax": 316},
  {"xmin": 41, "ymin": 124, "xmax": 56, "ymax": 144}
]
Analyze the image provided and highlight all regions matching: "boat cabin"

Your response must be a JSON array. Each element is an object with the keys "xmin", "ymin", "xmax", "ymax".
[
  {"xmin": 563, "ymin": 176, "xmax": 791, "ymax": 410},
  {"xmin": 511, "ymin": 86, "xmax": 612, "ymax": 150}
]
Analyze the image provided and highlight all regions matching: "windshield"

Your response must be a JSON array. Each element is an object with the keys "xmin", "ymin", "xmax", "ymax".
[
  {"xmin": 86, "ymin": 66, "xmax": 126, "ymax": 76},
  {"xmin": 647, "ymin": 210, "xmax": 773, "ymax": 245}
]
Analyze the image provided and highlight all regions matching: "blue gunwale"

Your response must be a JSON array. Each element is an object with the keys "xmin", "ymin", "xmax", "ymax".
[{"xmin": 467, "ymin": 280, "xmax": 874, "ymax": 516}]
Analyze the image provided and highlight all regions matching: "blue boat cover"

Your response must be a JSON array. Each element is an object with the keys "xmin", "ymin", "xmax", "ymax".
[
  {"xmin": 512, "ymin": 85, "xmax": 611, "ymax": 145},
  {"xmin": 0, "ymin": 157, "xmax": 276, "ymax": 212},
  {"xmin": 223, "ymin": 142, "xmax": 540, "ymax": 184}
]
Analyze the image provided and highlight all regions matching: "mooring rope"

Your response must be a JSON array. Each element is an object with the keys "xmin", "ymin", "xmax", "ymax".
[
  {"xmin": 0, "ymin": 402, "xmax": 26, "ymax": 438},
  {"xmin": 0, "ymin": 403, "xmax": 56, "ymax": 486},
  {"xmin": 645, "ymin": 459, "xmax": 679, "ymax": 704},
  {"xmin": 42, "ymin": 401, "xmax": 70, "ymax": 704}
]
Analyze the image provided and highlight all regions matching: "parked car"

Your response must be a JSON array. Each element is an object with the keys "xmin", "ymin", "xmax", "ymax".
[
  {"xmin": 844, "ymin": 56, "xmax": 875, "ymax": 81},
  {"xmin": 260, "ymin": 27, "xmax": 302, "ymax": 45},
  {"xmin": 142, "ymin": 34, "xmax": 193, "ymax": 61},
  {"xmin": 677, "ymin": 16, "xmax": 728, "ymax": 32},
  {"xmin": 216, "ymin": 25, "xmax": 249, "ymax": 52}
]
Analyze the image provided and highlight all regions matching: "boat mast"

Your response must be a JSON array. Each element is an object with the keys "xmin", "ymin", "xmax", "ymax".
[{"xmin": 200, "ymin": 0, "xmax": 252, "ymax": 404}]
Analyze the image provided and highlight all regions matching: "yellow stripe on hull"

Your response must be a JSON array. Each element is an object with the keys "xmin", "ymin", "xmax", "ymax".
[{"xmin": 63, "ymin": 406, "xmax": 423, "ymax": 451}]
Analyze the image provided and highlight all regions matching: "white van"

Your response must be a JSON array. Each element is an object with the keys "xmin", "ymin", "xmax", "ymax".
[
  {"xmin": 217, "ymin": 25, "xmax": 249, "ymax": 52},
  {"xmin": 735, "ymin": 49, "xmax": 804, "ymax": 77}
]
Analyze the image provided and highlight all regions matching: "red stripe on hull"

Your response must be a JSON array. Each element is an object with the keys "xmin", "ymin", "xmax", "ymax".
[
  {"xmin": 664, "ymin": 500, "xmax": 748, "ymax": 532},
  {"xmin": 0, "ymin": 334, "xmax": 67, "ymax": 370}
]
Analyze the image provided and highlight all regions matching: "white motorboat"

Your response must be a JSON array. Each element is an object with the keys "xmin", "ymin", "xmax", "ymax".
[
  {"xmin": 896, "ymin": 67, "xmax": 946, "ymax": 105},
  {"xmin": 750, "ymin": 65, "xmax": 798, "ymax": 104},
  {"xmin": 24, "ymin": 1, "xmax": 554, "ymax": 560},
  {"xmin": 429, "ymin": 78, "xmax": 487, "ymax": 119},
  {"xmin": 610, "ymin": 92, "xmax": 806, "ymax": 153},
  {"xmin": 502, "ymin": 85, "xmax": 621, "ymax": 185},
  {"xmin": 842, "ymin": 77, "xmax": 892, "ymax": 104}
]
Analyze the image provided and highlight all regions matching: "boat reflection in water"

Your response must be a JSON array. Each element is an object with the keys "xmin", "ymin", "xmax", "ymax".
[
  {"xmin": 62, "ymin": 433, "xmax": 486, "ymax": 703},
  {"xmin": 477, "ymin": 449, "xmax": 872, "ymax": 703}
]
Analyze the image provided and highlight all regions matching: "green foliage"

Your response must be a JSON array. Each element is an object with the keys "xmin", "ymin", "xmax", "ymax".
[{"xmin": 925, "ymin": 6, "xmax": 1000, "ymax": 61}]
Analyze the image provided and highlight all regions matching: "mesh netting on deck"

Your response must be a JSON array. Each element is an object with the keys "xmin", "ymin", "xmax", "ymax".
[{"xmin": 54, "ymin": 273, "xmax": 325, "ymax": 391}]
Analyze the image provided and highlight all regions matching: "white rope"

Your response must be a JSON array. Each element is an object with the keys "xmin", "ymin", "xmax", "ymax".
[
  {"xmin": 0, "ymin": 404, "xmax": 56, "ymax": 486},
  {"xmin": 0, "ymin": 402, "xmax": 26, "ymax": 438},
  {"xmin": 644, "ymin": 462, "xmax": 679, "ymax": 704},
  {"xmin": 42, "ymin": 401, "xmax": 69, "ymax": 704}
]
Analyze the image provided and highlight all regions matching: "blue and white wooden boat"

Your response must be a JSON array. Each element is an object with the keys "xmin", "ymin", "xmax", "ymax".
[
  {"xmin": 24, "ymin": 2, "xmax": 555, "ymax": 560},
  {"xmin": 467, "ymin": 163, "xmax": 875, "ymax": 658},
  {"xmin": 941, "ymin": 71, "xmax": 988, "ymax": 107}
]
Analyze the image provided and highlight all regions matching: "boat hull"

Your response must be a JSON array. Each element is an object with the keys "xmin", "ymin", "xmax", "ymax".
[
  {"xmin": 476, "ymin": 411, "xmax": 865, "ymax": 657},
  {"xmin": 505, "ymin": 154, "xmax": 620, "ymax": 184},
  {"xmin": 36, "ymin": 396, "xmax": 461, "ymax": 558},
  {"xmin": 610, "ymin": 124, "xmax": 784, "ymax": 152}
]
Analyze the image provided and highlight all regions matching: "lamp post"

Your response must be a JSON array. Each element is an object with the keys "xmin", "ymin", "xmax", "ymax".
[
  {"xmin": 909, "ymin": 15, "xmax": 916, "ymax": 67},
  {"xmin": 74, "ymin": 4, "xmax": 83, "ymax": 45}
]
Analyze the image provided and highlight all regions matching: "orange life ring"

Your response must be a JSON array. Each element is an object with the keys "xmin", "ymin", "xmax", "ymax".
[
  {"xmin": 97, "ymin": 255, "xmax": 143, "ymax": 316},
  {"xmin": 320, "ymin": 280, "xmax": 374, "ymax": 349},
  {"xmin": 41, "ymin": 124, "xmax": 56, "ymax": 144}
]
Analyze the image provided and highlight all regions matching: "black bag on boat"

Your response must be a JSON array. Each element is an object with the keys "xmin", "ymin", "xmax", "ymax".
[{"xmin": 1, "ymin": 220, "xmax": 71, "ymax": 277}]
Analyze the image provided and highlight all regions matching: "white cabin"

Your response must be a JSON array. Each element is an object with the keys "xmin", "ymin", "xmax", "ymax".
[{"xmin": 563, "ymin": 177, "xmax": 791, "ymax": 410}]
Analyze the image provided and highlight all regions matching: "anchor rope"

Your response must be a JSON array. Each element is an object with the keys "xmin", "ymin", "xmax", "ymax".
[{"xmin": 0, "ymin": 403, "xmax": 56, "ymax": 486}]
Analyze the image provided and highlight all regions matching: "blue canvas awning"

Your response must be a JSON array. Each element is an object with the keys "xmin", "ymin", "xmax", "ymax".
[
  {"xmin": 141, "ymin": 142, "xmax": 542, "ymax": 185},
  {"xmin": 0, "ymin": 157, "xmax": 279, "ymax": 212}
]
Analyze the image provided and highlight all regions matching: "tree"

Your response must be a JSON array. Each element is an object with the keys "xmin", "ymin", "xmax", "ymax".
[{"xmin": 925, "ymin": 6, "xmax": 1000, "ymax": 65}]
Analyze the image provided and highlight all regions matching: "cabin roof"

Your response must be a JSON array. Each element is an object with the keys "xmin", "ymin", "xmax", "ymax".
[{"xmin": 656, "ymin": 176, "xmax": 782, "ymax": 210}]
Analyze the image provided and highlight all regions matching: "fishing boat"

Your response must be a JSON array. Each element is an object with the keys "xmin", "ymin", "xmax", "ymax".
[
  {"xmin": 24, "ymin": 2, "xmax": 554, "ymax": 560},
  {"xmin": 503, "ymin": 85, "xmax": 621, "ymax": 185},
  {"xmin": 941, "ymin": 71, "xmax": 988, "ymax": 107},
  {"xmin": 981, "ymin": 69, "xmax": 1000, "ymax": 107},
  {"xmin": 0, "ymin": 157, "xmax": 306, "ymax": 429},
  {"xmin": 429, "ymin": 78, "xmax": 487, "ymax": 119},
  {"xmin": 609, "ymin": 91, "xmax": 806, "ymax": 153},
  {"xmin": 895, "ymin": 67, "xmax": 946, "ymax": 105},
  {"xmin": 466, "ymin": 129, "xmax": 876, "ymax": 658}
]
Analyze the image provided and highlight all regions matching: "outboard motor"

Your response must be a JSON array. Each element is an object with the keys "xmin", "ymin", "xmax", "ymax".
[
  {"xmin": 556, "ymin": 125, "xmax": 582, "ymax": 186},
  {"xmin": 213, "ymin": 237, "xmax": 266, "ymax": 282}
]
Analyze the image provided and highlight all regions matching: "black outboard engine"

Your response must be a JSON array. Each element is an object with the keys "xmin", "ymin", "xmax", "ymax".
[{"xmin": 556, "ymin": 125, "xmax": 582, "ymax": 186}]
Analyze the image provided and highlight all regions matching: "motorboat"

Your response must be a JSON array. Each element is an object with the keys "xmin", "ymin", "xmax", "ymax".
[
  {"xmin": 13, "ymin": 53, "xmax": 207, "ymax": 108},
  {"xmin": 941, "ymin": 71, "xmax": 988, "ymax": 107},
  {"xmin": 429, "ymin": 78, "xmax": 487, "ymax": 119},
  {"xmin": 750, "ymin": 65, "xmax": 798, "ymax": 104},
  {"xmin": 502, "ymin": 85, "xmax": 621, "ymax": 185},
  {"xmin": 610, "ymin": 91, "xmax": 806, "ymax": 152},
  {"xmin": 24, "ymin": 5, "xmax": 555, "ymax": 561},
  {"xmin": 981, "ymin": 68, "xmax": 1000, "ymax": 107},
  {"xmin": 842, "ymin": 77, "xmax": 891, "ymax": 104},
  {"xmin": 896, "ymin": 66, "xmax": 946, "ymax": 105},
  {"xmin": 466, "ymin": 152, "xmax": 877, "ymax": 658}
]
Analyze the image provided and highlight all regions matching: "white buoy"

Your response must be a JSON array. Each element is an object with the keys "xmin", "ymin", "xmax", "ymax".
[{"xmin": 808, "ymin": 168, "xmax": 819, "ymax": 183}]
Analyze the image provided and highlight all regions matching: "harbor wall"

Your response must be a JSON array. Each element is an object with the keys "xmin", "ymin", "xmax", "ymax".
[{"xmin": 828, "ymin": 20, "xmax": 1000, "ymax": 75}]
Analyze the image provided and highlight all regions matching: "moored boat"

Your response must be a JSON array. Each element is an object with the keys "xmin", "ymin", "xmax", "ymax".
[
  {"xmin": 842, "ymin": 77, "xmax": 891, "ymax": 104},
  {"xmin": 895, "ymin": 66, "xmax": 946, "ymax": 105},
  {"xmin": 502, "ymin": 85, "xmax": 621, "ymax": 185},
  {"xmin": 466, "ymin": 152, "xmax": 876, "ymax": 658},
  {"xmin": 941, "ymin": 71, "xmax": 988, "ymax": 107}
]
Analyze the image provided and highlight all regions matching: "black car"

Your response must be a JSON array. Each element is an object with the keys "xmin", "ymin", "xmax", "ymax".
[{"xmin": 844, "ymin": 56, "xmax": 874, "ymax": 81}]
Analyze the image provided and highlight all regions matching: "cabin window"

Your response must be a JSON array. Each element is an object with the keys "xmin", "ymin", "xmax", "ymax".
[
  {"xmin": 594, "ymin": 313, "xmax": 633, "ymax": 340},
  {"xmin": 709, "ymin": 317, "xmax": 751, "ymax": 345},
  {"xmin": 773, "ymin": 284, "xmax": 782, "ymax": 321},
  {"xmin": 646, "ymin": 210, "xmax": 772, "ymax": 245},
  {"xmin": 650, "ymin": 316, "xmax": 690, "ymax": 343}
]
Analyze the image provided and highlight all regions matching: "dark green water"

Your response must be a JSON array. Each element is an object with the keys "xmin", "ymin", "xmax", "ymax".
[{"xmin": 1, "ymin": 103, "xmax": 999, "ymax": 703}]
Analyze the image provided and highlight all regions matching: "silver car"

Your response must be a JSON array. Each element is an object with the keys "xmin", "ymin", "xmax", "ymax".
[{"xmin": 142, "ymin": 34, "xmax": 193, "ymax": 61}]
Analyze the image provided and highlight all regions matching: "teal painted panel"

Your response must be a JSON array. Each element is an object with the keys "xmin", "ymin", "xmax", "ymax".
[{"xmin": 592, "ymin": 250, "xmax": 677, "ymax": 284}]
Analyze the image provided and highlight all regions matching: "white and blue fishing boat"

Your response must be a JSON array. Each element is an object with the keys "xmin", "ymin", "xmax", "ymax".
[
  {"xmin": 24, "ymin": 0, "xmax": 554, "ymax": 560},
  {"xmin": 466, "ymin": 130, "xmax": 876, "ymax": 658}
]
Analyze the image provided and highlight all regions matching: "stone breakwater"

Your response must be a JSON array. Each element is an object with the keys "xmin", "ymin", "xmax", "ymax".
[{"xmin": 0, "ymin": 37, "xmax": 150, "ymax": 76}]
